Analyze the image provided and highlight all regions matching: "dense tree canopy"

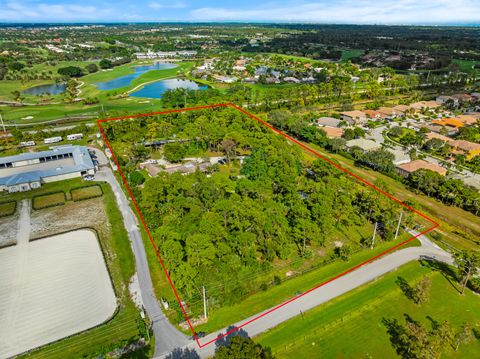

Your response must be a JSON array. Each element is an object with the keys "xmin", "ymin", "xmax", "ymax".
[{"xmin": 104, "ymin": 108, "xmax": 409, "ymax": 317}]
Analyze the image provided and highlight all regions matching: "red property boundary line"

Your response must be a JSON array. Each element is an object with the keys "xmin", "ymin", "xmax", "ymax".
[{"xmin": 97, "ymin": 103, "xmax": 440, "ymax": 349}]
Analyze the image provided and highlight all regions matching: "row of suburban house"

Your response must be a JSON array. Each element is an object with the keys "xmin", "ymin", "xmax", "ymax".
[{"xmin": 337, "ymin": 93, "xmax": 480, "ymax": 125}]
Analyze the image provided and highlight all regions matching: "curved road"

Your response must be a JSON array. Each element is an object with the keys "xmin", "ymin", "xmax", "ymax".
[{"xmin": 160, "ymin": 232, "xmax": 453, "ymax": 358}]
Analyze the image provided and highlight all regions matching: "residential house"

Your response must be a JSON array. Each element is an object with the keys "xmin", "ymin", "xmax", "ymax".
[
  {"xmin": 426, "ymin": 132, "xmax": 451, "ymax": 142},
  {"xmin": 452, "ymin": 93, "xmax": 473, "ymax": 103},
  {"xmin": 340, "ymin": 110, "xmax": 367, "ymax": 125},
  {"xmin": 284, "ymin": 76, "xmax": 301, "ymax": 83},
  {"xmin": 316, "ymin": 117, "xmax": 342, "ymax": 128},
  {"xmin": 456, "ymin": 115, "xmax": 478, "ymax": 126},
  {"xmin": 321, "ymin": 127, "xmax": 344, "ymax": 138},
  {"xmin": 363, "ymin": 110, "xmax": 385, "ymax": 120},
  {"xmin": 393, "ymin": 104, "xmax": 411, "ymax": 114},
  {"xmin": 345, "ymin": 139, "xmax": 381, "ymax": 152},
  {"xmin": 378, "ymin": 106, "xmax": 404, "ymax": 119},
  {"xmin": 435, "ymin": 95, "xmax": 458, "ymax": 106},
  {"xmin": 409, "ymin": 101, "xmax": 441, "ymax": 111},
  {"xmin": 449, "ymin": 140, "xmax": 480, "ymax": 160},
  {"xmin": 396, "ymin": 160, "xmax": 447, "ymax": 177},
  {"xmin": 432, "ymin": 118, "xmax": 464, "ymax": 130}
]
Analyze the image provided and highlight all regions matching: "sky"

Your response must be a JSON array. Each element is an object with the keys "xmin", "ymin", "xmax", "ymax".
[{"xmin": 0, "ymin": 0, "xmax": 480, "ymax": 24}]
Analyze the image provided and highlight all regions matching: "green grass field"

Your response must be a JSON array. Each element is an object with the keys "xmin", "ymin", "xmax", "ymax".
[
  {"xmin": 0, "ymin": 60, "xmax": 194, "ymax": 124},
  {"xmin": 341, "ymin": 49, "xmax": 364, "ymax": 62},
  {"xmin": 452, "ymin": 59, "xmax": 480, "ymax": 74},
  {"xmin": 32, "ymin": 192, "xmax": 66, "ymax": 209},
  {"xmin": 257, "ymin": 261, "xmax": 480, "ymax": 358},
  {"xmin": 193, "ymin": 233, "xmax": 417, "ymax": 334},
  {"xmin": 70, "ymin": 185, "xmax": 103, "ymax": 201},
  {"xmin": 0, "ymin": 201, "xmax": 16, "ymax": 217}
]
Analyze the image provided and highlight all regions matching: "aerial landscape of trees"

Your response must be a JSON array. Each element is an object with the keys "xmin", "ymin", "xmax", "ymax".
[{"xmin": 103, "ymin": 107, "xmax": 413, "ymax": 319}]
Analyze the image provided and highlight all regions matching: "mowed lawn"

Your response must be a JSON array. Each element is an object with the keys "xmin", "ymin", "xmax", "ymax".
[
  {"xmin": 257, "ymin": 261, "xmax": 480, "ymax": 358},
  {"xmin": 193, "ymin": 234, "xmax": 417, "ymax": 334}
]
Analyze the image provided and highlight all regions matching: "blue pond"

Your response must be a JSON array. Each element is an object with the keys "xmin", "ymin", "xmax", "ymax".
[
  {"xmin": 129, "ymin": 78, "xmax": 208, "ymax": 99},
  {"xmin": 23, "ymin": 83, "xmax": 66, "ymax": 96},
  {"xmin": 96, "ymin": 62, "xmax": 178, "ymax": 90}
]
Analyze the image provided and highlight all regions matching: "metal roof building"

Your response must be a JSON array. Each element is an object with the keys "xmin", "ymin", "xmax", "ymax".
[{"xmin": 0, "ymin": 146, "xmax": 95, "ymax": 192}]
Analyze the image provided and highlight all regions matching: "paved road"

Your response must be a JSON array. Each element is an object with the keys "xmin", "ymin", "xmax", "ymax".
[
  {"xmin": 93, "ymin": 162, "xmax": 189, "ymax": 356},
  {"xmin": 158, "ymin": 233, "xmax": 452, "ymax": 358}
]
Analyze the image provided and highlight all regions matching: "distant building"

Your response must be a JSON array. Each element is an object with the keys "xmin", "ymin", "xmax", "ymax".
[
  {"xmin": 340, "ymin": 111, "xmax": 367, "ymax": 125},
  {"xmin": 316, "ymin": 117, "xmax": 342, "ymax": 128},
  {"xmin": 363, "ymin": 110, "xmax": 385, "ymax": 120},
  {"xmin": 67, "ymin": 133, "xmax": 83, "ymax": 141},
  {"xmin": 432, "ymin": 118, "xmax": 464, "ymax": 129},
  {"xmin": 436, "ymin": 95, "xmax": 458, "ymax": 106},
  {"xmin": 455, "ymin": 115, "xmax": 478, "ymax": 126},
  {"xmin": 0, "ymin": 146, "xmax": 95, "ymax": 192},
  {"xmin": 409, "ymin": 101, "xmax": 440, "ymax": 111},
  {"xmin": 44, "ymin": 136, "xmax": 62, "ymax": 144},
  {"xmin": 396, "ymin": 160, "xmax": 447, "ymax": 177},
  {"xmin": 452, "ymin": 93, "xmax": 473, "ymax": 103},
  {"xmin": 378, "ymin": 107, "xmax": 404, "ymax": 119},
  {"xmin": 393, "ymin": 104, "xmax": 411, "ymax": 114},
  {"xmin": 449, "ymin": 140, "xmax": 480, "ymax": 160},
  {"xmin": 134, "ymin": 50, "xmax": 197, "ymax": 59},
  {"xmin": 345, "ymin": 139, "xmax": 381, "ymax": 152},
  {"xmin": 320, "ymin": 127, "xmax": 344, "ymax": 138}
]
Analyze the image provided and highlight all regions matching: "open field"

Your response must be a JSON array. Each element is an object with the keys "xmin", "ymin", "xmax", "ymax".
[
  {"xmin": 341, "ymin": 49, "xmax": 364, "ymax": 62},
  {"xmin": 192, "ymin": 234, "xmax": 418, "ymax": 334},
  {"xmin": 0, "ymin": 229, "xmax": 117, "ymax": 359},
  {"xmin": 257, "ymin": 261, "xmax": 480, "ymax": 358}
]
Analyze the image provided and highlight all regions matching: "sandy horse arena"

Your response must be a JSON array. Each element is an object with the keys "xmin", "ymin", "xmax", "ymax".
[{"xmin": 0, "ymin": 202, "xmax": 117, "ymax": 359}]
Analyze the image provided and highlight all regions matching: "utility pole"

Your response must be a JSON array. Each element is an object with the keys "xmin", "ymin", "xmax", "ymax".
[
  {"xmin": 371, "ymin": 222, "xmax": 377, "ymax": 250},
  {"xmin": 202, "ymin": 286, "xmax": 207, "ymax": 320},
  {"xmin": 395, "ymin": 212, "xmax": 403, "ymax": 240}
]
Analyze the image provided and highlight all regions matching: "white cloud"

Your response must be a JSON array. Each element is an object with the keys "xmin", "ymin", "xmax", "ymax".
[
  {"xmin": 0, "ymin": 1, "xmax": 113, "ymax": 21},
  {"xmin": 190, "ymin": 0, "xmax": 480, "ymax": 24},
  {"xmin": 148, "ymin": 1, "xmax": 186, "ymax": 10}
]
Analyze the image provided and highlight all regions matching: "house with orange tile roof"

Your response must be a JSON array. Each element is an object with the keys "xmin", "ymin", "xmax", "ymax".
[
  {"xmin": 456, "ymin": 115, "xmax": 478, "ymax": 126},
  {"xmin": 363, "ymin": 110, "xmax": 385, "ymax": 120},
  {"xmin": 320, "ymin": 127, "xmax": 344, "ymax": 138},
  {"xmin": 426, "ymin": 132, "xmax": 452, "ymax": 142},
  {"xmin": 396, "ymin": 160, "xmax": 447, "ymax": 177},
  {"xmin": 449, "ymin": 140, "xmax": 480, "ymax": 160},
  {"xmin": 432, "ymin": 118, "xmax": 464, "ymax": 129},
  {"xmin": 393, "ymin": 104, "xmax": 411, "ymax": 113},
  {"xmin": 452, "ymin": 93, "xmax": 473, "ymax": 102},
  {"xmin": 339, "ymin": 110, "xmax": 367, "ymax": 125},
  {"xmin": 409, "ymin": 101, "xmax": 441, "ymax": 111},
  {"xmin": 378, "ymin": 106, "xmax": 404, "ymax": 118}
]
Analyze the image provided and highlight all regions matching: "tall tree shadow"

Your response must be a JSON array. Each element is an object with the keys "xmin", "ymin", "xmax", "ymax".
[
  {"xmin": 165, "ymin": 347, "xmax": 200, "ymax": 359},
  {"xmin": 215, "ymin": 325, "xmax": 250, "ymax": 349},
  {"xmin": 396, "ymin": 276, "xmax": 414, "ymax": 301},
  {"xmin": 419, "ymin": 259, "xmax": 461, "ymax": 294}
]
